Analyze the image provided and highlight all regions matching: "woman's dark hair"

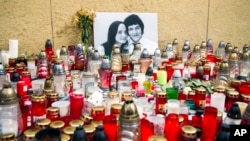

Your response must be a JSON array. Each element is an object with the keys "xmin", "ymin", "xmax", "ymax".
[
  {"xmin": 124, "ymin": 14, "xmax": 144, "ymax": 34},
  {"xmin": 102, "ymin": 21, "xmax": 127, "ymax": 57}
]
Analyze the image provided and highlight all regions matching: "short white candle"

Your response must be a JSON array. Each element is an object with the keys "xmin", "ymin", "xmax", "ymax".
[
  {"xmin": 167, "ymin": 99, "xmax": 180, "ymax": 115},
  {"xmin": 0, "ymin": 118, "xmax": 18, "ymax": 136}
]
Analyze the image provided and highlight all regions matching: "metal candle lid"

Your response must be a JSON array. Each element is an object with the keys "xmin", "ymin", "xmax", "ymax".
[
  {"xmin": 140, "ymin": 48, "xmax": 149, "ymax": 58},
  {"xmin": 242, "ymin": 44, "xmax": 249, "ymax": 53},
  {"xmin": 92, "ymin": 50, "xmax": 100, "ymax": 60},
  {"xmin": 182, "ymin": 45, "xmax": 190, "ymax": 52},
  {"xmin": 154, "ymin": 48, "xmax": 161, "ymax": 57},
  {"xmin": 227, "ymin": 103, "xmax": 241, "ymax": 119},
  {"xmin": 119, "ymin": 99, "xmax": 140, "ymax": 123},
  {"xmin": 101, "ymin": 57, "xmax": 111, "ymax": 69},
  {"xmin": 60, "ymin": 46, "xmax": 68, "ymax": 56},
  {"xmin": 45, "ymin": 39, "xmax": 52, "ymax": 48},
  {"xmin": 240, "ymin": 51, "xmax": 249, "ymax": 61},
  {"xmin": 200, "ymin": 41, "xmax": 206, "ymax": 49},
  {"xmin": 184, "ymin": 40, "xmax": 190, "ymax": 47},
  {"xmin": 0, "ymin": 82, "xmax": 18, "ymax": 105},
  {"xmin": 161, "ymin": 50, "xmax": 168, "ymax": 58},
  {"xmin": 218, "ymin": 41, "xmax": 225, "ymax": 48},
  {"xmin": 207, "ymin": 39, "xmax": 212, "ymax": 46},
  {"xmin": 229, "ymin": 51, "xmax": 239, "ymax": 62},
  {"xmin": 44, "ymin": 77, "xmax": 54, "ymax": 90},
  {"xmin": 53, "ymin": 61, "xmax": 65, "ymax": 75},
  {"xmin": 192, "ymin": 44, "xmax": 200, "ymax": 53},
  {"xmin": 38, "ymin": 50, "xmax": 47, "ymax": 59},
  {"xmin": 11, "ymin": 70, "xmax": 20, "ymax": 82},
  {"xmin": 121, "ymin": 46, "xmax": 129, "ymax": 54},
  {"xmin": 172, "ymin": 38, "xmax": 178, "ymax": 45},
  {"xmin": 165, "ymin": 43, "xmax": 173, "ymax": 51},
  {"xmin": 0, "ymin": 63, "xmax": 6, "ymax": 75},
  {"xmin": 219, "ymin": 61, "xmax": 229, "ymax": 72},
  {"xmin": 146, "ymin": 66, "xmax": 153, "ymax": 76},
  {"xmin": 134, "ymin": 43, "xmax": 141, "ymax": 51},
  {"xmin": 225, "ymin": 43, "xmax": 233, "ymax": 54},
  {"xmin": 113, "ymin": 46, "xmax": 120, "ymax": 54},
  {"xmin": 76, "ymin": 42, "xmax": 84, "ymax": 54}
]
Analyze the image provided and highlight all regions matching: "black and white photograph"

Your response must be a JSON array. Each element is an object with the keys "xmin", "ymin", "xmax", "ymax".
[{"xmin": 94, "ymin": 12, "xmax": 158, "ymax": 57}]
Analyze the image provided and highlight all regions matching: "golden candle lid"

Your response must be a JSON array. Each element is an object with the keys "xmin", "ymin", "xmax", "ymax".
[
  {"xmin": 80, "ymin": 113, "xmax": 93, "ymax": 124},
  {"xmin": 172, "ymin": 38, "xmax": 178, "ymax": 45},
  {"xmin": 31, "ymin": 94, "xmax": 46, "ymax": 102},
  {"xmin": 203, "ymin": 65, "xmax": 211, "ymax": 71},
  {"xmin": 111, "ymin": 103, "xmax": 122, "ymax": 110},
  {"xmin": 82, "ymin": 71, "xmax": 95, "ymax": 77},
  {"xmin": 188, "ymin": 90, "xmax": 195, "ymax": 95},
  {"xmin": 192, "ymin": 44, "xmax": 200, "ymax": 53},
  {"xmin": 161, "ymin": 50, "xmax": 168, "ymax": 58},
  {"xmin": 91, "ymin": 106, "xmax": 105, "ymax": 113},
  {"xmin": 46, "ymin": 92, "xmax": 59, "ymax": 98},
  {"xmin": 240, "ymin": 51, "xmax": 249, "ymax": 61},
  {"xmin": 91, "ymin": 120, "xmax": 103, "ymax": 128},
  {"xmin": 27, "ymin": 55, "xmax": 35, "ymax": 61},
  {"xmin": 60, "ymin": 46, "xmax": 68, "ymax": 55},
  {"xmin": 46, "ymin": 107, "xmax": 59, "ymax": 115},
  {"xmin": 108, "ymin": 90, "xmax": 119, "ymax": 98},
  {"xmin": 21, "ymin": 71, "xmax": 30, "ymax": 76},
  {"xmin": 148, "ymin": 135, "xmax": 167, "ymax": 141},
  {"xmin": 225, "ymin": 87, "xmax": 235, "ymax": 93},
  {"xmin": 112, "ymin": 44, "xmax": 119, "ymax": 51},
  {"xmin": 229, "ymin": 52, "xmax": 239, "ymax": 62},
  {"xmin": 195, "ymin": 87, "xmax": 206, "ymax": 94},
  {"xmin": 63, "ymin": 126, "xmax": 76, "ymax": 135},
  {"xmin": 84, "ymin": 124, "xmax": 96, "ymax": 133},
  {"xmin": 71, "ymin": 73, "xmax": 81, "ymax": 79},
  {"xmin": 200, "ymin": 41, "xmax": 206, "ymax": 49},
  {"xmin": 69, "ymin": 119, "xmax": 84, "ymax": 127},
  {"xmin": 241, "ymin": 94, "xmax": 250, "ymax": 101},
  {"xmin": 0, "ymin": 133, "xmax": 15, "ymax": 140},
  {"xmin": 158, "ymin": 66, "xmax": 165, "ymax": 70},
  {"xmin": 44, "ymin": 77, "xmax": 54, "ymax": 90},
  {"xmin": 227, "ymin": 90, "xmax": 239, "ymax": 98},
  {"xmin": 217, "ymin": 111, "xmax": 223, "ymax": 119},
  {"xmin": 219, "ymin": 61, "xmax": 229, "ymax": 72},
  {"xmin": 113, "ymin": 46, "xmax": 120, "ymax": 54},
  {"xmin": 156, "ymin": 91, "xmax": 166, "ymax": 98},
  {"xmin": 119, "ymin": 99, "xmax": 140, "ymax": 123},
  {"xmin": 122, "ymin": 91, "xmax": 132, "ymax": 100},
  {"xmin": 134, "ymin": 43, "xmax": 141, "ymax": 51},
  {"xmin": 24, "ymin": 128, "xmax": 40, "ymax": 138},
  {"xmin": 181, "ymin": 125, "xmax": 197, "ymax": 138},
  {"xmin": 43, "ymin": 89, "xmax": 53, "ymax": 95},
  {"xmin": 61, "ymin": 133, "xmax": 71, "ymax": 141},
  {"xmin": 0, "ymin": 82, "xmax": 18, "ymax": 105},
  {"xmin": 231, "ymin": 79, "xmax": 241, "ymax": 85},
  {"xmin": 179, "ymin": 115, "xmax": 184, "ymax": 123},
  {"xmin": 50, "ymin": 120, "xmax": 65, "ymax": 129},
  {"xmin": 214, "ymin": 86, "xmax": 225, "ymax": 93},
  {"xmin": 36, "ymin": 118, "xmax": 51, "ymax": 126}
]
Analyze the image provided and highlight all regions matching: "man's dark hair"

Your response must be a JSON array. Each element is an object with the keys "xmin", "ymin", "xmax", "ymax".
[{"xmin": 124, "ymin": 14, "xmax": 144, "ymax": 34}]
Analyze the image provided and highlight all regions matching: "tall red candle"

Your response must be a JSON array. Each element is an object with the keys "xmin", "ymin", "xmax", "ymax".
[{"xmin": 69, "ymin": 93, "xmax": 84, "ymax": 119}]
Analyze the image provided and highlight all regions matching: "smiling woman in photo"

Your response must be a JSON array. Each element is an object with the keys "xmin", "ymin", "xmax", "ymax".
[{"xmin": 96, "ymin": 21, "xmax": 128, "ymax": 58}]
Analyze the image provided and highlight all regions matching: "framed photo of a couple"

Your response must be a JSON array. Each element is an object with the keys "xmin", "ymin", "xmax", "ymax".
[{"xmin": 94, "ymin": 12, "xmax": 158, "ymax": 58}]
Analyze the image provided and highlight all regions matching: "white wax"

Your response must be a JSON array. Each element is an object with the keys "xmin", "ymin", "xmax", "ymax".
[
  {"xmin": 9, "ymin": 39, "xmax": 18, "ymax": 58},
  {"xmin": 167, "ymin": 100, "xmax": 180, "ymax": 115},
  {"xmin": 0, "ymin": 118, "xmax": 18, "ymax": 136},
  {"xmin": 210, "ymin": 93, "xmax": 226, "ymax": 113},
  {"xmin": 0, "ymin": 50, "xmax": 9, "ymax": 65}
]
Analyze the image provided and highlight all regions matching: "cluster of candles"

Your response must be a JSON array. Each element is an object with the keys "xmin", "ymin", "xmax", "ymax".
[{"xmin": 0, "ymin": 38, "xmax": 250, "ymax": 141}]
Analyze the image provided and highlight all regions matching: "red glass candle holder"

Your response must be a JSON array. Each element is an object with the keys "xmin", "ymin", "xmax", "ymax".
[
  {"xmin": 131, "ymin": 80, "xmax": 138, "ymax": 90},
  {"xmin": 122, "ymin": 63, "xmax": 129, "ymax": 72},
  {"xmin": 116, "ymin": 75, "xmax": 126, "ymax": 89},
  {"xmin": 239, "ymin": 81, "xmax": 250, "ymax": 95},
  {"xmin": 17, "ymin": 80, "xmax": 28, "ymax": 98},
  {"xmin": 140, "ymin": 118, "xmax": 154, "ymax": 141},
  {"xmin": 103, "ymin": 115, "xmax": 117, "ymax": 141},
  {"xmin": 164, "ymin": 113, "xmax": 181, "ymax": 141},
  {"xmin": 19, "ymin": 95, "xmax": 32, "ymax": 132},
  {"xmin": 31, "ymin": 94, "xmax": 47, "ymax": 125},
  {"xmin": 195, "ymin": 87, "xmax": 206, "ymax": 109},
  {"xmin": 155, "ymin": 91, "xmax": 167, "ymax": 115},
  {"xmin": 90, "ymin": 106, "xmax": 105, "ymax": 121},
  {"xmin": 69, "ymin": 93, "xmax": 84, "ymax": 119},
  {"xmin": 165, "ymin": 64, "xmax": 174, "ymax": 82},
  {"xmin": 201, "ymin": 106, "xmax": 218, "ymax": 141}
]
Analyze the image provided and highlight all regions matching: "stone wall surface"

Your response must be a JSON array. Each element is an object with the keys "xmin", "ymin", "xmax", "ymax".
[{"xmin": 0, "ymin": 0, "xmax": 249, "ymax": 55}]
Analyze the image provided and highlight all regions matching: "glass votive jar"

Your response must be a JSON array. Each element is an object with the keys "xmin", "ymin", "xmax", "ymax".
[
  {"xmin": 17, "ymin": 80, "xmax": 28, "ymax": 98},
  {"xmin": 21, "ymin": 71, "xmax": 32, "ymax": 89},
  {"xmin": 84, "ymin": 123, "xmax": 96, "ymax": 141},
  {"xmin": 110, "ymin": 103, "xmax": 122, "ymax": 118},
  {"xmin": 46, "ymin": 91, "xmax": 59, "ymax": 108},
  {"xmin": 23, "ymin": 128, "xmax": 40, "ymax": 141},
  {"xmin": 0, "ymin": 133, "xmax": 15, "ymax": 141},
  {"xmin": 31, "ymin": 94, "xmax": 47, "ymax": 124},
  {"xmin": 155, "ymin": 91, "xmax": 167, "ymax": 115},
  {"xmin": 91, "ymin": 106, "xmax": 105, "ymax": 121},
  {"xmin": 69, "ymin": 119, "xmax": 84, "ymax": 128},
  {"xmin": 81, "ymin": 72, "xmax": 95, "ymax": 96},
  {"xmin": 195, "ymin": 87, "xmax": 206, "ymax": 109},
  {"xmin": 231, "ymin": 79, "xmax": 241, "ymax": 92},
  {"xmin": 71, "ymin": 73, "xmax": 82, "ymax": 91},
  {"xmin": 8, "ymin": 58, "xmax": 16, "ymax": 67},
  {"xmin": 210, "ymin": 92, "xmax": 226, "ymax": 113},
  {"xmin": 63, "ymin": 126, "xmax": 75, "ymax": 140},
  {"xmin": 69, "ymin": 93, "xmax": 84, "ymax": 119},
  {"xmin": 105, "ymin": 90, "xmax": 119, "ymax": 115},
  {"xmin": 46, "ymin": 107, "xmax": 60, "ymax": 121},
  {"xmin": 187, "ymin": 90, "xmax": 196, "ymax": 102},
  {"xmin": 225, "ymin": 90, "xmax": 239, "ymax": 112},
  {"xmin": 35, "ymin": 118, "xmax": 51, "ymax": 130},
  {"xmin": 181, "ymin": 125, "xmax": 197, "ymax": 141},
  {"xmin": 166, "ymin": 99, "xmax": 180, "ymax": 115},
  {"xmin": 50, "ymin": 120, "xmax": 65, "ymax": 131}
]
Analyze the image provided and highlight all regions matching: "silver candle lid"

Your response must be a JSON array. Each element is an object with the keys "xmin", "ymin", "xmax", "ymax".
[
  {"xmin": 76, "ymin": 42, "xmax": 84, "ymax": 54},
  {"xmin": 154, "ymin": 48, "xmax": 161, "ymax": 57},
  {"xmin": 140, "ymin": 48, "xmax": 149, "ymax": 58},
  {"xmin": 206, "ymin": 39, "xmax": 212, "ymax": 46},
  {"xmin": 184, "ymin": 40, "xmax": 190, "ymax": 47},
  {"xmin": 52, "ymin": 61, "xmax": 65, "ymax": 75},
  {"xmin": 0, "ymin": 63, "xmax": 6, "ymax": 75},
  {"xmin": 92, "ymin": 50, "xmax": 100, "ymax": 60},
  {"xmin": 60, "ymin": 46, "xmax": 68, "ymax": 56},
  {"xmin": 101, "ymin": 57, "xmax": 111, "ymax": 69},
  {"xmin": 218, "ymin": 41, "xmax": 225, "ymax": 48},
  {"xmin": 182, "ymin": 45, "xmax": 190, "ymax": 52},
  {"xmin": 165, "ymin": 43, "xmax": 173, "ymax": 51}
]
